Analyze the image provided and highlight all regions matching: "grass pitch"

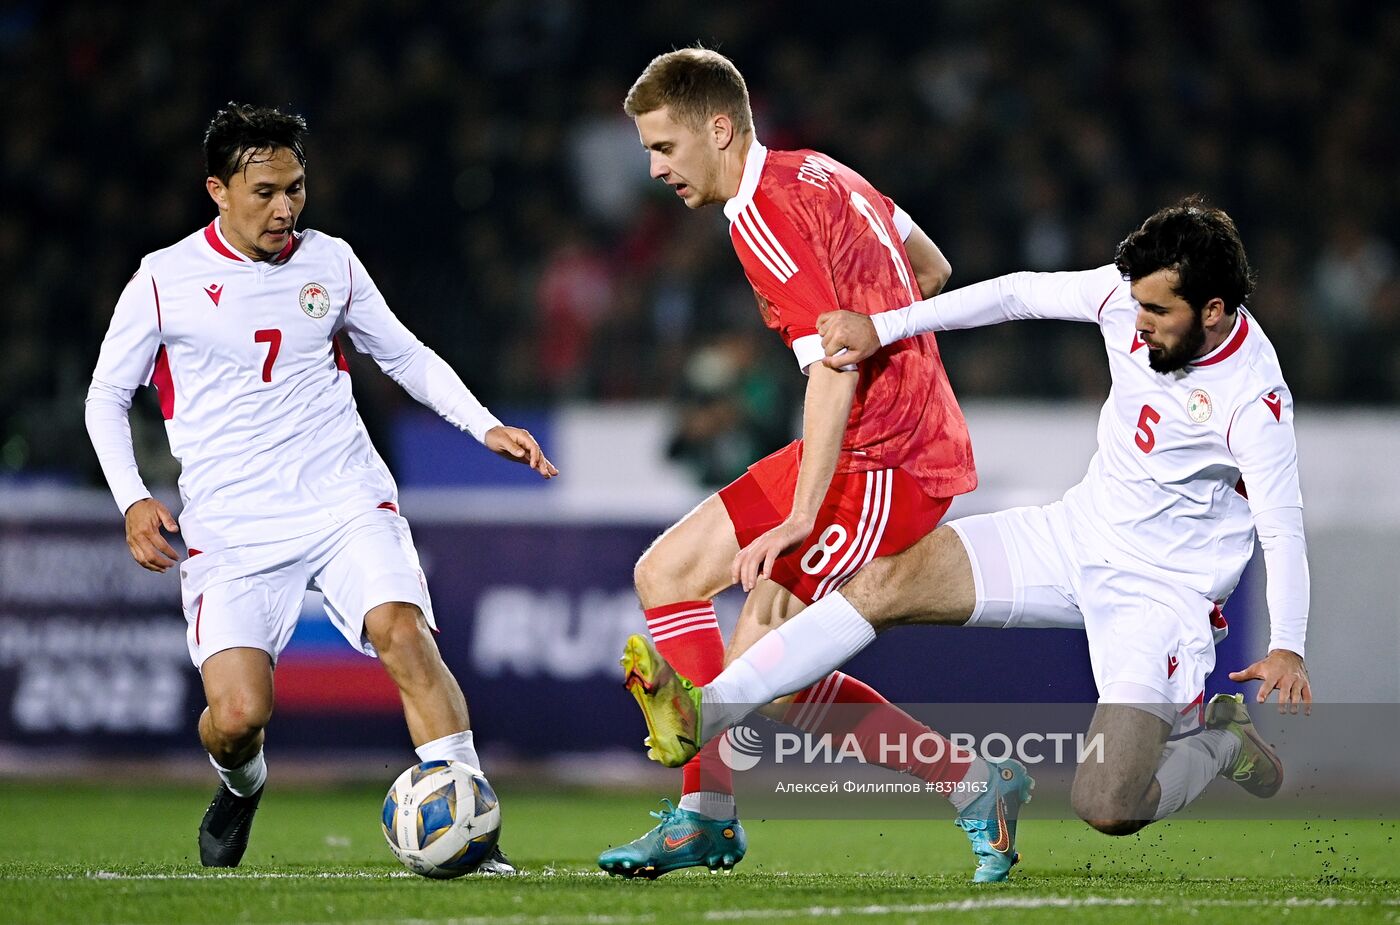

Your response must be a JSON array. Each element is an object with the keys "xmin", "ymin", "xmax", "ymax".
[{"xmin": 1, "ymin": 782, "xmax": 1396, "ymax": 924}]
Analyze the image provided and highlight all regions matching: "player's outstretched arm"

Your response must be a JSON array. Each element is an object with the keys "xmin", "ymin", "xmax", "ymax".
[
  {"xmin": 1229, "ymin": 649, "xmax": 1312, "ymax": 715},
  {"xmin": 124, "ymin": 497, "xmax": 181, "ymax": 573},
  {"xmin": 819, "ymin": 267, "xmax": 1122, "ymax": 369},
  {"xmin": 482, "ymin": 425, "xmax": 558, "ymax": 479}
]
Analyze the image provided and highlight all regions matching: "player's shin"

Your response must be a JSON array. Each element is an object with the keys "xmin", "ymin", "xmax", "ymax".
[
  {"xmin": 1151, "ymin": 729, "xmax": 1239, "ymax": 820},
  {"xmin": 644, "ymin": 601, "xmax": 734, "ymax": 817},
  {"xmin": 783, "ymin": 672, "xmax": 987, "ymax": 810}
]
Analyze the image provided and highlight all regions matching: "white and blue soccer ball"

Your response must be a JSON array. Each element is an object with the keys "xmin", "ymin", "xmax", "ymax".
[{"xmin": 381, "ymin": 760, "xmax": 502, "ymax": 879}]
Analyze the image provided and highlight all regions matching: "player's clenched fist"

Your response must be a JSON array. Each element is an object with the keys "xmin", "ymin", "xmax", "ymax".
[
  {"xmin": 124, "ymin": 497, "xmax": 181, "ymax": 572},
  {"xmin": 484, "ymin": 425, "xmax": 559, "ymax": 479},
  {"xmin": 817, "ymin": 310, "xmax": 880, "ymax": 367}
]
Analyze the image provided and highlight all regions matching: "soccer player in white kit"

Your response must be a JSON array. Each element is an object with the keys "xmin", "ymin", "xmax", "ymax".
[
  {"xmin": 624, "ymin": 200, "xmax": 1312, "ymax": 867},
  {"xmin": 84, "ymin": 104, "xmax": 556, "ymax": 870}
]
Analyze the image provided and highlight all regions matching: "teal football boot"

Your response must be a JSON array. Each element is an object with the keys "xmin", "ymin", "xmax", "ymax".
[
  {"xmin": 598, "ymin": 799, "xmax": 747, "ymax": 878},
  {"xmin": 954, "ymin": 759, "xmax": 1034, "ymax": 882}
]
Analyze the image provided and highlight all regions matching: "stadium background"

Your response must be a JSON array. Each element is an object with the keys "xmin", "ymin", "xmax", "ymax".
[{"xmin": 0, "ymin": 0, "xmax": 1397, "ymax": 781}]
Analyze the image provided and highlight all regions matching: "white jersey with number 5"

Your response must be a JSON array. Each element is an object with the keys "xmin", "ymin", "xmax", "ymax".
[
  {"xmin": 1065, "ymin": 265, "xmax": 1299, "ymax": 602},
  {"xmin": 880, "ymin": 264, "xmax": 1302, "ymax": 604},
  {"xmin": 90, "ymin": 222, "xmax": 482, "ymax": 551}
]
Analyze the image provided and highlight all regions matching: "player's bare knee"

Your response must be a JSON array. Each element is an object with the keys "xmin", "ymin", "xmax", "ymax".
[
  {"xmin": 209, "ymin": 696, "xmax": 270, "ymax": 744},
  {"xmin": 1081, "ymin": 816, "xmax": 1145, "ymax": 837},
  {"xmin": 633, "ymin": 546, "xmax": 692, "ymax": 604},
  {"xmin": 1071, "ymin": 772, "xmax": 1148, "ymax": 836},
  {"xmin": 632, "ymin": 549, "xmax": 663, "ymax": 601}
]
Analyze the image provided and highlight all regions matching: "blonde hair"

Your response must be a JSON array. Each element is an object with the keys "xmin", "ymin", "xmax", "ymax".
[{"xmin": 623, "ymin": 47, "xmax": 754, "ymax": 135}]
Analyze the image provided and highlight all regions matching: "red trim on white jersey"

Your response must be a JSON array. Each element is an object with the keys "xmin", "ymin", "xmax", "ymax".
[
  {"xmin": 152, "ymin": 345, "xmax": 175, "ymax": 420},
  {"xmin": 204, "ymin": 221, "xmax": 247, "ymax": 262},
  {"xmin": 152, "ymin": 276, "xmax": 162, "ymax": 331},
  {"xmin": 1096, "ymin": 285, "xmax": 1119, "ymax": 322},
  {"xmin": 332, "ymin": 336, "xmax": 350, "ymax": 372},
  {"xmin": 194, "ymin": 596, "xmax": 204, "ymax": 646},
  {"xmin": 1191, "ymin": 311, "xmax": 1250, "ymax": 367},
  {"xmin": 272, "ymin": 231, "xmax": 299, "ymax": 263},
  {"xmin": 202, "ymin": 220, "xmax": 300, "ymax": 263}
]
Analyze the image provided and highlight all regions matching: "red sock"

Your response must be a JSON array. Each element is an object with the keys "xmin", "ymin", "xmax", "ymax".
[
  {"xmin": 785, "ymin": 671, "xmax": 974, "ymax": 787},
  {"xmin": 644, "ymin": 601, "xmax": 732, "ymax": 797}
]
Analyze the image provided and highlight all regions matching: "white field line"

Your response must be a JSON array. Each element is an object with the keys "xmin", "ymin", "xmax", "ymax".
[{"xmin": 54, "ymin": 894, "xmax": 1400, "ymax": 925}]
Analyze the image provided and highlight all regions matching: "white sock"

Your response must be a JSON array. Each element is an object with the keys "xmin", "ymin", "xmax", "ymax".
[
  {"xmin": 1152, "ymin": 729, "xmax": 1240, "ymax": 820},
  {"xmin": 678, "ymin": 790, "xmax": 737, "ymax": 821},
  {"xmin": 416, "ymin": 730, "xmax": 483, "ymax": 773},
  {"xmin": 947, "ymin": 758, "xmax": 993, "ymax": 813},
  {"xmin": 700, "ymin": 593, "xmax": 877, "ymax": 742},
  {"xmin": 211, "ymin": 749, "xmax": 266, "ymax": 797}
]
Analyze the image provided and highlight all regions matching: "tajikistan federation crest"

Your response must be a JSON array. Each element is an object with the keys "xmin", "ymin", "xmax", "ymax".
[
  {"xmin": 299, "ymin": 282, "xmax": 331, "ymax": 318},
  {"xmin": 1187, "ymin": 388, "xmax": 1213, "ymax": 423}
]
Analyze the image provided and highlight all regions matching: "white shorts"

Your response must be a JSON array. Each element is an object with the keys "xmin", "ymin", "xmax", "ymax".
[
  {"xmin": 949, "ymin": 502, "xmax": 1216, "ymax": 731},
  {"xmin": 179, "ymin": 508, "xmax": 435, "ymax": 669}
]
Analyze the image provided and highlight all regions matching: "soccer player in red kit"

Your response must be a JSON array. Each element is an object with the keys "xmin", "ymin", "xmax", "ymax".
[{"xmin": 598, "ymin": 48, "xmax": 1032, "ymax": 882}]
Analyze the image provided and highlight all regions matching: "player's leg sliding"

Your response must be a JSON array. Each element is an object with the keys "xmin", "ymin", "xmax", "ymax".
[
  {"xmin": 199, "ymin": 750, "xmax": 266, "ymax": 867},
  {"xmin": 414, "ymin": 729, "xmax": 516, "ymax": 874},
  {"xmin": 1204, "ymin": 693, "xmax": 1283, "ymax": 797},
  {"xmin": 620, "ymin": 593, "xmax": 1037, "ymax": 882},
  {"xmin": 600, "ymin": 600, "xmax": 747, "ymax": 878}
]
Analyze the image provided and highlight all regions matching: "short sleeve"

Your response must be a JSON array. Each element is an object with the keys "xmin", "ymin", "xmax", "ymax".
[
  {"xmin": 731, "ymin": 195, "xmax": 843, "ymax": 364},
  {"xmin": 92, "ymin": 263, "xmax": 163, "ymax": 390},
  {"xmin": 884, "ymin": 196, "xmax": 914, "ymax": 242}
]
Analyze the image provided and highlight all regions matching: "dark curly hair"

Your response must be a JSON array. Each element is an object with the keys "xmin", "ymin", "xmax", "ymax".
[
  {"xmin": 203, "ymin": 102, "xmax": 308, "ymax": 184},
  {"xmin": 1114, "ymin": 197, "xmax": 1256, "ymax": 312}
]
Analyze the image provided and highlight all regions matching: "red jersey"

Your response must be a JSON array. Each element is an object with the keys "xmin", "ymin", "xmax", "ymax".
[{"xmin": 722, "ymin": 143, "xmax": 976, "ymax": 499}]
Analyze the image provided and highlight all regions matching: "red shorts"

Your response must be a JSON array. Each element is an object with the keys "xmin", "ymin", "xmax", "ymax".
[{"xmin": 719, "ymin": 441, "xmax": 952, "ymax": 605}]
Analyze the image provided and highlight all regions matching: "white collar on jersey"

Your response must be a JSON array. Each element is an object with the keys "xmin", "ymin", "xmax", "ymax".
[{"xmin": 723, "ymin": 139, "xmax": 768, "ymax": 223}]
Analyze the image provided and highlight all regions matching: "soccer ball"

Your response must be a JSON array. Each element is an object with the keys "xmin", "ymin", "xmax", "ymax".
[{"xmin": 381, "ymin": 760, "xmax": 502, "ymax": 878}]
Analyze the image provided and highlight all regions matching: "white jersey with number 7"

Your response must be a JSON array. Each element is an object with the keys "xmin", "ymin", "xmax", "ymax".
[{"xmin": 89, "ymin": 222, "xmax": 499, "ymax": 552}]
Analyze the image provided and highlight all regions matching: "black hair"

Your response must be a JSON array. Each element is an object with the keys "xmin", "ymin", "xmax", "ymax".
[
  {"xmin": 203, "ymin": 102, "xmax": 308, "ymax": 184},
  {"xmin": 1114, "ymin": 197, "xmax": 1256, "ymax": 312}
]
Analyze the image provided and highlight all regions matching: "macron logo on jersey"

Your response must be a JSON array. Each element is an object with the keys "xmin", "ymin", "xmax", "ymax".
[
  {"xmin": 204, "ymin": 283, "xmax": 223, "ymax": 306},
  {"xmin": 733, "ymin": 202, "xmax": 798, "ymax": 283},
  {"xmin": 1262, "ymin": 392, "xmax": 1282, "ymax": 421}
]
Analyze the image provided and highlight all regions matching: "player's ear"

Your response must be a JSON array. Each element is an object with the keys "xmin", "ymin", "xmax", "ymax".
[
  {"xmin": 1202, "ymin": 297, "xmax": 1227, "ymax": 330},
  {"xmin": 712, "ymin": 114, "xmax": 734, "ymax": 150},
  {"xmin": 206, "ymin": 176, "xmax": 229, "ymax": 212}
]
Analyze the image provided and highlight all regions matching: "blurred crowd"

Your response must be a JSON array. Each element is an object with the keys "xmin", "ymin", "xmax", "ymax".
[{"xmin": 2, "ymin": 0, "xmax": 1397, "ymax": 489}]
